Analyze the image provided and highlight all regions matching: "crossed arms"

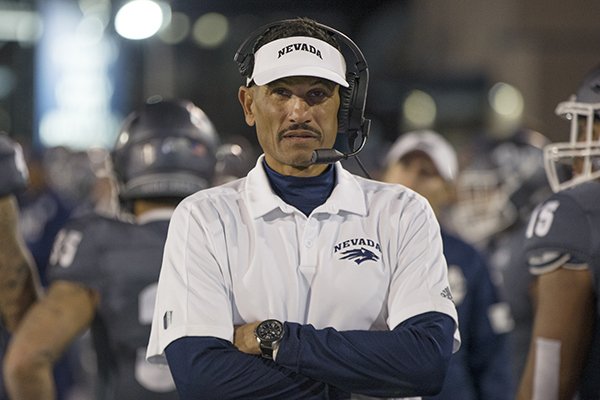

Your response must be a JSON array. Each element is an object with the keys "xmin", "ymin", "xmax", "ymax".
[{"xmin": 165, "ymin": 312, "xmax": 456, "ymax": 399}]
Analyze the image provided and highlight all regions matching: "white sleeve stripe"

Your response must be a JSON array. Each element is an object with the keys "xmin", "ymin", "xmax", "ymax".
[
  {"xmin": 529, "ymin": 253, "xmax": 589, "ymax": 275},
  {"xmin": 528, "ymin": 253, "xmax": 572, "ymax": 275},
  {"xmin": 562, "ymin": 263, "xmax": 589, "ymax": 270}
]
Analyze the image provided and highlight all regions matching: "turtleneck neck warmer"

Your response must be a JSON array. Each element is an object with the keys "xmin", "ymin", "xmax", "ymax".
[{"xmin": 263, "ymin": 159, "xmax": 336, "ymax": 216}]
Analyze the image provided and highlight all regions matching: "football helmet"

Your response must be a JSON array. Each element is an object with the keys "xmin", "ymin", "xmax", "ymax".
[
  {"xmin": 545, "ymin": 65, "xmax": 600, "ymax": 192},
  {"xmin": 112, "ymin": 98, "xmax": 219, "ymax": 200},
  {"xmin": 214, "ymin": 140, "xmax": 256, "ymax": 185},
  {"xmin": 450, "ymin": 129, "xmax": 552, "ymax": 244},
  {"xmin": 0, "ymin": 132, "xmax": 28, "ymax": 197}
]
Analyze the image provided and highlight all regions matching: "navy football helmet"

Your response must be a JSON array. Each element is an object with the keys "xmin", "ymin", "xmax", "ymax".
[
  {"xmin": 545, "ymin": 64, "xmax": 600, "ymax": 192},
  {"xmin": 214, "ymin": 134, "xmax": 257, "ymax": 185},
  {"xmin": 112, "ymin": 98, "xmax": 219, "ymax": 200}
]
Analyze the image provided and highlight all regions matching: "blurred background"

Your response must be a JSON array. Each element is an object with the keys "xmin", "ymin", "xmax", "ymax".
[{"xmin": 1, "ymin": 0, "xmax": 600, "ymax": 163}]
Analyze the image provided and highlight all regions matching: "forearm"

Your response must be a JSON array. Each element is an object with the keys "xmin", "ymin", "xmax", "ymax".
[
  {"xmin": 0, "ymin": 195, "xmax": 41, "ymax": 332},
  {"xmin": 517, "ymin": 268, "xmax": 594, "ymax": 400},
  {"xmin": 3, "ymin": 352, "xmax": 56, "ymax": 400},
  {"xmin": 3, "ymin": 302, "xmax": 60, "ymax": 400},
  {"xmin": 166, "ymin": 336, "xmax": 349, "ymax": 400},
  {"xmin": 0, "ymin": 257, "xmax": 39, "ymax": 331},
  {"xmin": 277, "ymin": 312, "xmax": 455, "ymax": 397},
  {"xmin": 4, "ymin": 281, "xmax": 97, "ymax": 400}
]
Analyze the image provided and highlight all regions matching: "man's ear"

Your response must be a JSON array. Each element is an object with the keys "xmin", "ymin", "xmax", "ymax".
[{"xmin": 238, "ymin": 86, "xmax": 256, "ymax": 127}]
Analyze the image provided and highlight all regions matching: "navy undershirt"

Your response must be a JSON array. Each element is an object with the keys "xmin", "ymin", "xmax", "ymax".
[{"xmin": 262, "ymin": 159, "xmax": 335, "ymax": 216}]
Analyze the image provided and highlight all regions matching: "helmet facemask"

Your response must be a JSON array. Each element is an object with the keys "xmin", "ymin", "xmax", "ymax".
[
  {"xmin": 545, "ymin": 98, "xmax": 600, "ymax": 192},
  {"xmin": 450, "ymin": 169, "xmax": 518, "ymax": 244}
]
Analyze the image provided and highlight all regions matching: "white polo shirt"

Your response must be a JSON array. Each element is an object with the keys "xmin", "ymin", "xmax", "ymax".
[{"xmin": 147, "ymin": 155, "xmax": 460, "ymax": 363}]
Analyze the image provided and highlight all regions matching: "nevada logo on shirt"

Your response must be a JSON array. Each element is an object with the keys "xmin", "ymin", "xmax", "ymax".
[{"xmin": 334, "ymin": 238, "xmax": 381, "ymax": 265}]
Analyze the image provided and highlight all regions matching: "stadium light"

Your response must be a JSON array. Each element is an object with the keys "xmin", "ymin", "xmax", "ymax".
[{"xmin": 114, "ymin": 0, "xmax": 168, "ymax": 40}]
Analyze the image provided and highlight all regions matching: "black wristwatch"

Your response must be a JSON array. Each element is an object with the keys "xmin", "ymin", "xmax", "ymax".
[{"xmin": 255, "ymin": 319, "xmax": 284, "ymax": 359}]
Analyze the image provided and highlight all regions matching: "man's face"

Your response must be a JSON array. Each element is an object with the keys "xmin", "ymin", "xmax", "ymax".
[
  {"xmin": 382, "ymin": 151, "xmax": 452, "ymax": 216},
  {"xmin": 238, "ymin": 76, "xmax": 340, "ymax": 176}
]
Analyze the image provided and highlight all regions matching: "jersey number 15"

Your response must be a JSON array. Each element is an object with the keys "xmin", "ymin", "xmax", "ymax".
[{"xmin": 525, "ymin": 200, "xmax": 560, "ymax": 239}]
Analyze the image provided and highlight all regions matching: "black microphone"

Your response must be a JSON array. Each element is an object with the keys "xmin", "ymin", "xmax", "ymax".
[
  {"xmin": 310, "ymin": 129, "xmax": 369, "ymax": 165},
  {"xmin": 310, "ymin": 148, "xmax": 347, "ymax": 164}
]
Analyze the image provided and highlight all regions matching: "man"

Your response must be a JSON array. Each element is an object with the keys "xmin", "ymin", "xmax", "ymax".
[
  {"xmin": 381, "ymin": 130, "xmax": 514, "ymax": 400},
  {"xmin": 147, "ymin": 18, "xmax": 460, "ymax": 399},
  {"xmin": 0, "ymin": 133, "xmax": 39, "ymax": 333},
  {"xmin": 517, "ymin": 64, "xmax": 600, "ymax": 400},
  {"xmin": 4, "ymin": 98, "xmax": 219, "ymax": 400},
  {"xmin": 0, "ymin": 133, "xmax": 41, "ymax": 400}
]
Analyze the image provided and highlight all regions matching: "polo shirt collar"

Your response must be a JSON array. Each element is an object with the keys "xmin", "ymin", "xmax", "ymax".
[{"xmin": 245, "ymin": 154, "xmax": 367, "ymax": 218}]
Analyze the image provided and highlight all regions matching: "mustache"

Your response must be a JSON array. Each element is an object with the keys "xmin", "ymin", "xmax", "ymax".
[{"xmin": 278, "ymin": 123, "xmax": 322, "ymax": 139}]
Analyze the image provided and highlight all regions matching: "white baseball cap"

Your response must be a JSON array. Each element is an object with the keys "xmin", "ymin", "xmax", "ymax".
[
  {"xmin": 249, "ymin": 36, "xmax": 349, "ymax": 87},
  {"xmin": 385, "ymin": 130, "xmax": 459, "ymax": 182}
]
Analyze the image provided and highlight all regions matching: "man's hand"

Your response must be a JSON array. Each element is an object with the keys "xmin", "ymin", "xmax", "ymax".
[{"xmin": 234, "ymin": 321, "xmax": 261, "ymax": 355}]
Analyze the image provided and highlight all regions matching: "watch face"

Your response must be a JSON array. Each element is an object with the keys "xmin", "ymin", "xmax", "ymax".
[{"xmin": 256, "ymin": 319, "xmax": 283, "ymax": 341}]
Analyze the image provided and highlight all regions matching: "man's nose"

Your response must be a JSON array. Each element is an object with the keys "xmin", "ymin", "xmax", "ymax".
[{"xmin": 288, "ymin": 96, "xmax": 311, "ymax": 123}]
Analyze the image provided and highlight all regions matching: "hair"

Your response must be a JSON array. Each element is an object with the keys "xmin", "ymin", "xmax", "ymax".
[{"xmin": 253, "ymin": 17, "xmax": 341, "ymax": 53}]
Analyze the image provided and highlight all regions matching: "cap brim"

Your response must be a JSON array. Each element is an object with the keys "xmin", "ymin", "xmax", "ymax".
[
  {"xmin": 386, "ymin": 131, "xmax": 458, "ymax": 182},
  {"xmin": 249, "ymin": 36, "xmax": 349, "ymax": 87},
  {"xmin": 253, "ymin": 65, "xmax": 349, "ymax": 87}
]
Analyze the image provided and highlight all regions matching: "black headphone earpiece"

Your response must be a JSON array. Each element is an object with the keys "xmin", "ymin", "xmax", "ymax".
[
  {"xmin": 337, "ymin": 74, "xmax": 354, "ymax": 137},
  {"xmin": 234, "ymin": 24, "xmax": 275, "ymax": 80},
  {"xmin": 234, "ymin": 19, "xmax": 371, "ymax": 165},
  {"xmin": 236, "ymin": 52, "xmax": 254, "ymax": 78}
]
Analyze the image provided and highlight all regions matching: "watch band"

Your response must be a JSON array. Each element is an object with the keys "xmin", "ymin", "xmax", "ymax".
[{"xmin": 259, "ymin": 341, "xmax": 277, "ymax": 359}]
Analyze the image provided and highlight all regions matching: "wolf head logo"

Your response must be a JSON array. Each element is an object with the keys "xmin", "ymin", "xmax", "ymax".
[{"xmin": 339, "ymin": 247, "xmax": 379, "ymax": 265}]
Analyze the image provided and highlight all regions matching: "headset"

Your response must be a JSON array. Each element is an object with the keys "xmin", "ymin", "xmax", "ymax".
[{"xmin": 234, "ymin": 19, "xmax": 371, "ymax": 168}]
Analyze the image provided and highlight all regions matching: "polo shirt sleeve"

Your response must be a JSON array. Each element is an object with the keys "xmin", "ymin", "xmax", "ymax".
[
  {"xmin": 147, "ymin": 196, "xmax": 233, "ymax": 364},
  {"xmin": 387, "ymin": 194, "xmax": 461, "ymax": 352}
]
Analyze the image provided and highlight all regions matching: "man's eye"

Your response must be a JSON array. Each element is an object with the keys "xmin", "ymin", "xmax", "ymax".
[
  {"xmin": 309, "ymin": 90, "xmax": 326, "ymax": 98},
  {"xmin": 272, "ymin": 88, "xmax": 291, "ymax": 97},
  {"xmin": 306, "ymin": 90, "xmax": 330, "ymax": 104}
]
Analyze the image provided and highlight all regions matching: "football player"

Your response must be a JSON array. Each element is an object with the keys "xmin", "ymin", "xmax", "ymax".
[
  {"xmin": 516, "ymin": 65, "xmax": 600, "ymax": 399},
  {"xmin": 0, "ymin": 132, "xmax": 41, "ymax": 400},
  {"xmin": 3, "ymin": 98, "xmax": 219, "ymax": 400}
]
